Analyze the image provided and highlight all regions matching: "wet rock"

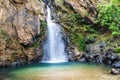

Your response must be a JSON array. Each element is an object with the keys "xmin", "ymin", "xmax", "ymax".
[
  {"xmin": 112, "ymin": 61, "xmax": 120, "ymax": 68},
  {"xmin": 78, "ymin": 57, "xmax": 86, "ymax": 62},
  {"xmin": 80, "ymin": 52, "xmax": 102, "ymax": 63},
  {"xmin": 11, "ymin": 62, "xmax": 20, "ymax": 67},
  {"xmin": 111, "ymin": 68, "xmax": 120, "ymax": 75},
  {"xmin": 79, "ymin": 43, "xmax": 103, "ymax": 63},
  {"xmin": 99, "ymin": 41, "xmax": 106, "ymax": 48},
  {"xmin": 79, "ymin": 41, "xmax": 120, "ymax": 65},
  {"xmin": 84, "ymin": 45, "xmax": 92, "ymax": 53},
  {"xmin": 103, "ymin": 48, "xmax": 119, "ymax": 65},
  {"xmin": 99, "ymin": 41, "xmax": 106, "ymax": 51},
  {"xmin": 66, "ymin": 43, "xmax": 76, "ymax": 61}
]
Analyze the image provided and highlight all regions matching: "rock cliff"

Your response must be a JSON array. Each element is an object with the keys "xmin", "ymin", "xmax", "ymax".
[{"xmin": 0, "ymin": 0, "xmax": 45, "ymax": 66}]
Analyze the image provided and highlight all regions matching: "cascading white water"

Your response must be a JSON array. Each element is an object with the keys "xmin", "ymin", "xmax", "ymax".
[{"xmin": 42, "ymin": 6, "xmax": 67, "ymax": 63}]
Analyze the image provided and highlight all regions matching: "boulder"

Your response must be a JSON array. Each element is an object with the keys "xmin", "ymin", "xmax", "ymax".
[
  {"xmin": 111, "ymin": 68, "xmax": 120, "ymax": 75},
  {"xmin": 79, "ymin": 42, "xmax": 120, "ymax": 65},
  {"xmin": 112, "ymin": 61, "xmax": 120, "ymax": 68},
  {"xmin": 103, "ymin": 48, "xmax": 120, "ymax": 65},
  {"xmin": 11, "ymin": 62, "xmax": 20, "ymax": 67}
]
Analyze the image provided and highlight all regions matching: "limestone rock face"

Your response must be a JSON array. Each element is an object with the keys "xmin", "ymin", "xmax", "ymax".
[{"xmin": 0, "ymin": 0, "xmax": 45, "ymax": 66}]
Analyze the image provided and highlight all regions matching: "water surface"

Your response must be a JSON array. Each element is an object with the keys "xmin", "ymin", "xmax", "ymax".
[{"xmin": 0, "ymin": 62, "xmax": 120, "ymax": 80}]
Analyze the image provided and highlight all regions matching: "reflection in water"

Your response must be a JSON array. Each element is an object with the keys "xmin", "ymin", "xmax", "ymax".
[{"xmin": 0, "ymin": 62, "xmax": 120, "ymax": 80}]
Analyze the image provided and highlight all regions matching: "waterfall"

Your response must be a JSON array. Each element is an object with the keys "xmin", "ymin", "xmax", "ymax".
[{"xmin": 42, "ymin": 6, "xmax": 68, "ymax": 63}]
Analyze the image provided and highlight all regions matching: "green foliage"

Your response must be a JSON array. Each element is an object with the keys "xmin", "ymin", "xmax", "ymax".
[
  {"xmin": 96, "ymin": 3, "xmax": 120, "ymax": 36},
  {"xmin": 86, "ymin": 34, "xmax": 98, "ymax": 40},
  {"xmin": 34, "ymin": 42, "xmax": 39, "ymax": 48},
  {"xmin": 111, "ymin": 0, "xmax": 120, "ymax": 4},
  {"xmin": 41, "ymin": 20, "xmax": 46, "ymax": 27},
  {"xmin": 114, "ymin": 47, "xmax": 120, "ymax": 53},
  {"xmin": 65, "ymin": 13, "xmax": 84, "ymax": 25},
  {"xmin": 70, "ymin": 33, "xmax": 86, "ymax": 51},
  {"xmin": 70, "ymin": 25, "xmax": 78, "ymax": 32},
  {"xmin": 83, "ymin": 25, "xmax": 97, "ymax": 33},
  {"xmin": 65, "ymin": 13, "xmax": 97, "ymax": 51},
  {"xmin": 33, "ymin": 20, "xmax": 46, "ymax": 48},
  {"xmin": 111, "ymin": 31, "xmax": 120, "ymax": 37},
  {"xmin": 40, "ymin": 20, "xmax": 46, "ymax": 36},
  {"xmin": 68, "ymin": 23, "xmax": 86, "ymax": 51},
  {"xmin": 38, "ymin": 0, "xmax": 42, "ymax": 2}
]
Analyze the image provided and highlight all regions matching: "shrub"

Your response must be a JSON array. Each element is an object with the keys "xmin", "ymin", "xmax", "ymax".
[
  {"xmin": 87, "ymin": 34, "xmax": 98, "ymax": 40},
  {"xmin": 114, "ymin": 47, "xmax": 120, "ymax": 53},
  {"xmin": 65, "ymin": 13, "xmax": 84, "ymax": 25},
  {"xmin": 112, "ymin": 31, "xmax": 120, "ymax": 37},
  {"xmin": 96, "ymin": 3, "xmax": 120, "ymax": 36},
  {"xmin": 83, "ymin": 25, "xmax": 97, "ymax": 33},
  {"xmin": 111, "ymin": 0, "xmax": 120, "ymax": 4},
  {"xmin": 34, "ymin": 42, "xmax": 39, "ymax": 48},
  {"xmin": 40, "ymin": 20, "xmax": 46, "ymax": 36},
  {"xmin": 70, "ymin": 33, "xmax": 86, "ymax": 51},
  {"xmin": 41, "ymin": 20, "xmax": 46, "ymax": 27}
]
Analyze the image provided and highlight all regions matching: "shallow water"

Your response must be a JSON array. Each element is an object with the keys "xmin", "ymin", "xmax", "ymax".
[{"xmin": 0, "ymin": 62, "xmax": 120, "ymax": 80}]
